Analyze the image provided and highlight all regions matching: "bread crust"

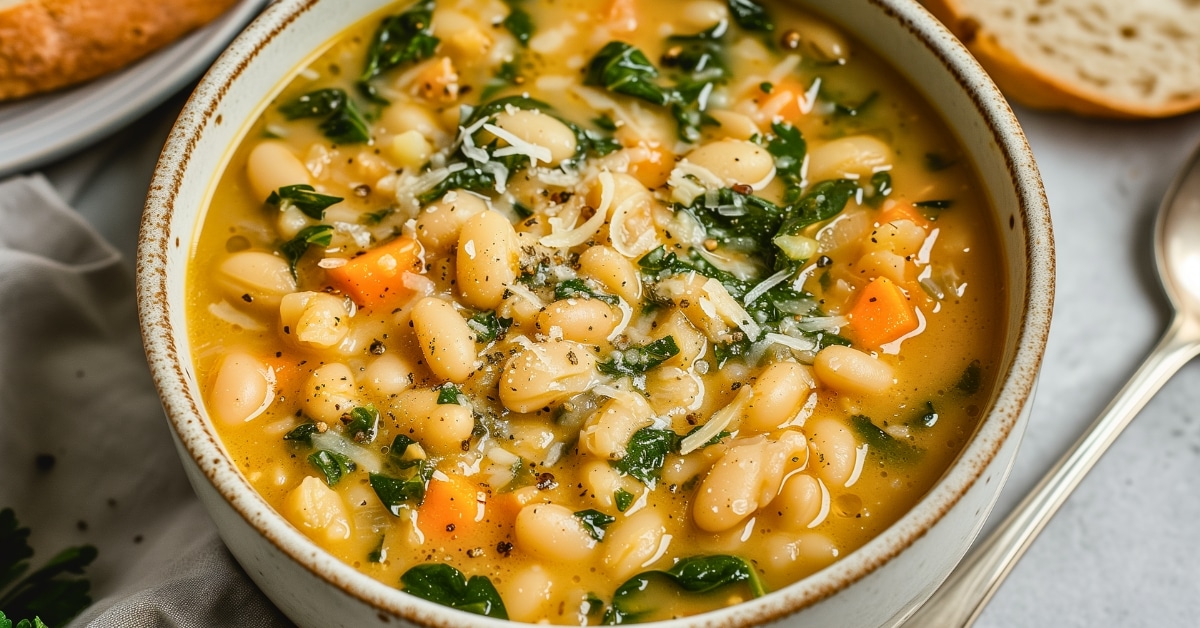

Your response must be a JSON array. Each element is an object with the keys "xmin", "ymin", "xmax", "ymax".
[
  {"xmin": 922, "ymin": 0, "xmax": 1200, "ymax": 118},
  {"xmin": 0, "ymin": 0, "xmax": 241, "ymax": 101}
]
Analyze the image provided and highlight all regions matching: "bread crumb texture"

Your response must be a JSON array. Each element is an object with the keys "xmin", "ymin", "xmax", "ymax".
[
  {"xmin": 922, "ymin": 0, "xmax": 1200, "ymax": 118},
  {"xmin": 0, "ymin": 0, "xmax": 240, "ymax": 101}
]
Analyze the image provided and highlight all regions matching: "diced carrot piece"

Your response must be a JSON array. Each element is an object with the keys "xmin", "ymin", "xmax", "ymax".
[
  {"xmin": 418, "ymin": 474, "xmax": 484, "ymax": 539},
  {"xmin": 415, "ymin": 57, "xmax": 460, "ymax": 103},
  {"xmin": 750, "ymin": 78, "xmax": 808, "ymax": 122},
  {"xmin": 878, "ymin": 202, "xmax": 931, "ymax": 229},
  {"xmin": 263, "ymin": 352, "xmax": 304, "ymax": 398},
  {"xmin": 325, "ymin": 236, "xmax": 423, "ymax": 311},
  {"xmin": 848, "ymin": 277, "xmax": 920, "ymax": 347},
  {"xmin": 606, "ymin": 0, "xmax": 638, "ymax": 32},
  {"xmin": 624, "ymin": 143, "xmax": 675, "ymax": 188}
]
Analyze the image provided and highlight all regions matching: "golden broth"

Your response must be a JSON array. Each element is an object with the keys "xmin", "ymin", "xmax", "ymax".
[{"xmin": 189, "ymin": 0, "xmax": 1004, "ymax": 623}]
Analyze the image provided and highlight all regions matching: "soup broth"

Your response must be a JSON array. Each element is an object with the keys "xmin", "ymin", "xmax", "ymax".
[{"xmin": 189, "ymin": 0, "xmax": 1005, "ymax": 622}]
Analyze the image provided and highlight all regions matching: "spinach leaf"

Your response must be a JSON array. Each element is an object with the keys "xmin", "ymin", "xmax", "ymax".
[
  {"xmin": 727, "ymin": 0, "xmax": 774, "ymax": 32},
  {"xmin": 279, "ymin": 225, "xmax": 333, "ymax": 274},
  {"xmin": 574, "ymin": 509, "xmax": 616, "ymax": 541},
  {"xmin": 766, "ymin": 122, "xmax": 807, "ymax": 203},
  {"xmin": 614, "ymin": 489, "xmax": 635, "ymax": 512},
  {"xmin": 279, "ymin": 88, "xmax": 348, "ymax": 119},
  {"xmin": 319, "ymin": 98, "xmax": 371, "ymax": 145},
  {"xmin": 775, "ymin": 179, "xmax": 859, "ymax": 238},
  {"xmin": 613, "ymin": 427, "xmax": 680, "ymax": 487},
  {"xmin": 599, "ymin": 336, "xmax": 680, "ymax": 377},
  {"xmin": 713, "ymin": 337, "xmax": 752, "ymax": 367},
  {"xmin": 956, "ymin": 360, "xmax": 982, "ymax": 394},
  {"xmin": 833, "ymin": 91, "xmax": 878, "ymax": 117},
  {"xmin": 850, "ymin": 414, "xmax": 922, "ymax": 464},
  {"xmin": 437, "ymin": 383, "xmax": 464, "ymax": 405},
  {"xmin": 925, "ymin": 152, "xmax": 955, "ymax": 171},
  {"xmin": 417, "ymin": 166, "xmax": 498, "ymax": 205},
  {"xmin": 914, "ymin": 199, "xmax": 954, "ymax": 210},
  {"xmin": 360, "ymin": 1, "xmax": 439, "ymax": 82},
  {"xmin": 502, "ymin": 1, "xmax": 534, "ymax": 46},
  {"xmin": 344, "ymin": 404, "xmax": 379, "ymax": 443},
  {"xmin": 308, "ymin": 450, "xmax": 357, "ymax": 486},
  {"xmin": 638, "ymin": 245, "xmax": 752, "ymax": 299},
  {"xmin": 554, "ymin": 278, "xmax": 619, "ymax": 305},
  {"xmin": 909, "ymin": 401, "xmax": 939, "ymax": 429},
  {"xmin": 604, "ymin": 554, "xmax": 765, "ymax": 624},
  {"xmin": 370, "ymin": 435, "xmax": 434, "ymax": 515},
  {"xmin": 266, "ymin": 184, "xmax": 343, "ymax": 220},
  {"xmin": 0, "ymin": 509, "xmax": 96, "ymax": 627},
  {"xmin": 283, "ymin": 420, "xmax": 321, "ymax": 445},
  {"xmin": 677, "ymin": 187, "xmax": 788, "ymax": 256},
  {"xmin": 360, "ymin": 207, "xmax": 395, "ymax": 225},
  {"xmin": 400, "ymin": 564, "xmax": 508, "ymax": 619},
  {"xmin": 467, "ymin": 311, "xmax": 512, "ymax": 342},
  {"xmin": 479, "ymin": 59, "xmax": 524, "ymax": 101},
  {"xmin": 585, "ymin": 42, "xmax": 671, "ymax": 106},
  {"xmin": 663, "ymin": 24, "xmax": 730, "ymax": 142}
]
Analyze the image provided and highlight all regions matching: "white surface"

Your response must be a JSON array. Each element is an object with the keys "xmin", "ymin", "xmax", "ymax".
[
  {"xmin": 0, "ymin": 0, "xmax": 266, "ymax": 178},
  {"xmin": 37, "ymin": 81, "xmax": 1200, "ymax": 628}
]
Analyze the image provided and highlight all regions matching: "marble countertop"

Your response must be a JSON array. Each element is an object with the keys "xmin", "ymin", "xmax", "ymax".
[{"xmin": 38, "ymin": 94, "xmax": 1200, "ymax": 626}]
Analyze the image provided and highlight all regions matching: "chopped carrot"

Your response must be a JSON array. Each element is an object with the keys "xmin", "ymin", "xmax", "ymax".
[
  {"xmin": 325, "ymin": 236, "xmax": 423, "ymax": 311},
  {"xmin": 878, "ymin": 202, "xmax": 931, "ymax": 229},
  {"xmin": 418, "ymin": 474, "xmax": 484, "ymax": 539},
  {"xmin": 415, "ymin": 57, "xmax": 460, "ymax": 103},
  {"xmin": 263, "ymin": 352, "xmax": 304, "ymax": 398},
  {"xmin": 489, "ymin": 485, "xmax": 538, "ymax": 525},
  {"xmin": 750, "ymin": 78, "xmax": 809, "ymax": 122},
  {"xmin": 848, "ymin": 277, "xmax": 920, "ymax": 347},
  {"xmin": 606, "ymin": 0, "xmax": 638, "ymax": 32},
  {"xmin": 624, "ymin": 143, "xmax": 675, "ymax": 188}
]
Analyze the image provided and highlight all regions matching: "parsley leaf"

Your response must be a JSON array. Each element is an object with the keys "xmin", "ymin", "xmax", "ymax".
[
  {"xmin": 554, "ymin": 278, "xmax": 619, "ymax": 305},
  {"xmin": 956, "ymin": 360, "xmax": 982, "ymax": 394},
  {"xmin": 370, "ymin": 435, "xmax": 434, "ymax": 515},
  {"xmin": 360, "ymin": 1, "xmax": 439, "ymax": 83},
  {"xmin": 266, "ymin": 184, "xmax": 343, "ymax": 220},
  {"xmin": 613, "ymin": 427, "xmax": 679, "ymax": 487},
  {"xmin": 401, "ymin": 564, "xmax": 508, "ymax": 619},
  {"xmin": 850, "ymin": 415, "xmax": 923, "ymax": 464},
  {"xmin": 318, "ymin": 98, "xmax": 371, "ymax": 145},
  {"xmin": 283, "ymin": 420, "xmax": 321, "ymax": 446},
  {"xmin": 908, "ymin": 401, "xmax": 939, "ymax": 429},
  {"xmin": 614, "ymin": 489, "xmax": 635, "ymax": 512},
  {"xmin": 574, "ymin": 509, "xmax": 616, "ymax": 541},
  {"xmin": 278, "ymin": 89, "xmax": 371, "ymax": 144},
  {"xmin": 914, "ymin": 199, "xmax": 954, "ymax": 210},
  {"xmin": 279, "ymin": 224, "xmax": 333, "ymax": 274},
  {"xmin": 344, "ymin": 404, "xmax": 379, "ymax": 443},
  {"xmin": 585, "ymin": 42, "xmax": 671, "ymax": 106},
  {"xmin": 437, "ymin": 383, "xmax": 464, "ymax": 405},
  {"xmin": 0, "ymin": 509, "xmax": 96, "ymax": 627},
  {"xmin": 867, "ymin": 171, "xmax": 893, "ymax": 207},
  {"xmin": 774, "ymin": 179, "xmax": 859, "ymax": 238},
  {"xmin": 279, "ymin": 88, "xmax": 348, "ymax": 119},
  {"xmin": 467, "ymin": 311, "xmax": 512, "ymax": 342},
  {"xmin": 599, "ymin": 337, "xmax": 680, "ymax": 377}
]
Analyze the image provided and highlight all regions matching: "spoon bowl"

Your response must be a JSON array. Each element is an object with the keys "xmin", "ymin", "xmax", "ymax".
[{"xmin": 1156, "ymin": 144, "xmax": 1200, "ymax": 317}]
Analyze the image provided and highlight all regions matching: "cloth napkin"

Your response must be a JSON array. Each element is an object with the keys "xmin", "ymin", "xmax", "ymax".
[{"xmin": 0, "ymin": 174, "xmax": 290, "ymax": 627}]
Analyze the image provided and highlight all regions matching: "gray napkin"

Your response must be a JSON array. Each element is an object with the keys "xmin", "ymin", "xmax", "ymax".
[{"xmin": 0, "ymin": 174, "xmax": 289, "ymax": 627}]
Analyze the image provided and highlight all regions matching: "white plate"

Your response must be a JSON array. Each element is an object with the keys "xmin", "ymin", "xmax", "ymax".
[{"xmin": 0, "ymin": 0, "xmax": 267, "ymax": 178}]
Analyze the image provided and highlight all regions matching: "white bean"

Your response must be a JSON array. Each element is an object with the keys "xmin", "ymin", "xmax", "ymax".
[
  {"xmin": 692, "ymin": 431, "xmax": 808, "ymax": 532},
  {"xmin": 500, "ymin": 565, "xmax": 554, "ymax": 624},
  {"xmin": 303, "ymin": 362, "xmax": 357, "ymax": 423},
  {"xmin": 492, "ymin": 109, "xmax": 578, "ymax": 166},
  {"xmin": 807, "ymin": 135, "xmax": 892, "ymax": 183},
  {"xmin": 604, "ymin": 509, "xmax": 669, "ymax": 579},
  {"xmin": 416, "ymin": 192, "xmax": 488, "ymax": 252},
  {"xmin": 207, "ymin": 351, "xmax": 274, "ymax": 425},
  {"xmin": 806, "ymin": 417, "xmax": 857, "ymax": 486},
  {"xmin": 813, "ymin": 345, "xmax": 895, "ymax": 395},
  {"xmin": 246, "ymin": 140, "xmax": 310, "ymax": 201},
  {"xmin": 281, "ymin": 476, "xmax": 353, "ymax": 545},
  {"xmin": 515, "ymin": 503, "xmax": 597, "ymax": 561},
  {"xmin": 500, "ymin": 341, "xmax": 597, "ymax": 413},
  {"xmin": 685, "ymin": 139, "xmax": 775, "ymax": 188},
  {"xmin": 457, "ymin": 210, "xmax": 519, "ymax": 310},
  {"xmin": 411, "ymin": 297, "xmax": 477, "ymax": 383},
  {"xmin": 363, "ymin": 353, "xmax": 415, "ymax": 397},
  {"xmin": 216, "ymin": 250, "xmax": 297, "ymax": 311},
  {"xmin": 580, "ymin": 393, "xmax": 656, "ymax": 459},
  {"xmin": 776, "ymin": 473, "xmax": 823, "ymax": 531},
  {"xmin": 279, "ymin": 292, "xmax": 351, "ymax": 349},
  {"xmin": 577, "ymin": 245, "xmax": 642, "ymax": 303},
  {"xmin": 535, "ymin": 298, "xmax": 617, "ymax": 345},
  {"xmin": 744, "ymin": 362, "xmax": 814, "ymax": 432}
]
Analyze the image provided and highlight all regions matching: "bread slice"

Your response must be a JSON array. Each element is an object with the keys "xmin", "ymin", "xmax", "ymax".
[
  {"xmin": 921, "ymin": 0, "xmax": 1200, "ymax": 118},
  {"xmin": 0, "ymin": 0, "xmax": 241, "ymax": 101}
]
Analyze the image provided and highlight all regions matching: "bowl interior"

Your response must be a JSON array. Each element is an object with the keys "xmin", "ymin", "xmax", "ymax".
[{"xmin": 138, "ymin": 0, "xmax": 1052, "ymax": 624}]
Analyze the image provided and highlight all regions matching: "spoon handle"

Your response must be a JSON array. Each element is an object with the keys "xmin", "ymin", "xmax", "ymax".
[{"xmin": 903, "ymin": 315, "xmax": 1200, "ymax": 627}]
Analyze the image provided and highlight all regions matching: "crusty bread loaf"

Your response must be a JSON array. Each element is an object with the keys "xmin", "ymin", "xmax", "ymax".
[
  {"xmin": 0, "ymin": 0, "xmax": 241, "ymax": 101},
  {"xmin": 921, "ymin": 0, "xmax": 1200, "ymax": 118}
]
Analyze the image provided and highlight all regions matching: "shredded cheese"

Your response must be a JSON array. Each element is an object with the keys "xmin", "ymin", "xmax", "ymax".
[
  {"xmin": 701, "ymin": 278, "xmax": 762, "ymax": 340},
  {"xmin": 679, "ymin": 384, "xmax": 753, "ymax": 455},
  {"xmin": 540, "ymin": 171, "xmax": 615, "ymax": 248},
  {"xmin": 484, "ymin": 122, "xmax": 553, "ymax": 166}
]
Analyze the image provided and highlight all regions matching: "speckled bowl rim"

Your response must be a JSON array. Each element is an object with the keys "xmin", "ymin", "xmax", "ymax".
[{"xmin": 137, "ymin": 0, "xmax": 1054, "ymax": 625}]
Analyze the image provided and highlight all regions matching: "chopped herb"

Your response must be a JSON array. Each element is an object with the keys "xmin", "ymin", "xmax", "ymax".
[
  {"xmin": 584, "ymin": 129, "xmax": 622, "ymax": 156},
  {"xmin": 266, "ymin": 184, "xmax": 343, "ymax": 220},
  {"xmin": 585, "ymin": 593, "xmax": 605, "ymax": 616},
  {"xmin": 599, "ymin": 336, "xmax": 680, "ymax": 377},
  {"xmin": 613, "ymin": 427, "xmax": 679, "ymax": 487},
  {"xmin": 593, "ymin": 114, "xmax": 618, "ymax": 131},
  {"xmin": 850, "ymin": 414, "xmax": 922, "ymax": 464},
  {"xmin": 437, "ymin": 383, "xmax": 464, "ymax": 405},
  {"xmin": 502, "ymin": 1, "xmax": 535, "ymax": 46},
  {"xmin": 0, "ymin": 509, "xmax": 97, "ymax": 626},
  {"xmin": 360, "ymin": 207, "xmax": 394, "ymax": 225},
  {"xmin": 603, "ymin": 554, "xmax": 766, "ymax": 624},
  {"xmin": 360, "ymin": 1, "xmax": 439, "ymax": 83},
  {"xmin": 417, "ymin": 166, "xmax": 498, "ymax": 205},
  {"xmin": 367, "ymin": 537, "xmax": 386, "ymax": 563},
  {"xmin": 503, "ymin": 458, "xmax": 537, "ymax": 492},
  {"xmin": 479, "ymin": 59, "xmax": 523, "ymax": 101},
  {"xmin": 345, "ymin": 405, "xmax": 379, "ymax": 443},
  {"xmin": 774, "ymin": 179, "xmax": 859, "ymax": 240},
  {"xmin": 308, "ymin": 449, "xmax": 357, "ymax": 486},
  {"xmin": 713, "ymin": 337, "xmax": 752, "ymax": 367},
  {"xmin": 511, "ymin": 201, "xmax": 534, "ymax": 219},
  {"xmin": 956, "ymin": 360, "xmax": 982, "ymax": 394},
  {"xmin": 467, "ymin": 311, "xmax": 512, "ymax": 342},
  {"xmin": 766, "ymin": 122, "xmax": 807, "ymax": 203},
  {"xmin": 573, "ymin": 509, "xmax": 617, "ymax": 541},
  {"xmin": 584, "ymin": 41, "xmax": 671, "ymax": 106},
  {"xmin": 279, "ymin": 225, "xmax": 333, "ymax": 274},
  {"xmin": 400, "ymin": 564, "xmax": 508, "ymax": 619},
  {"xmin": 759, "ymin": 81, "xmax": 774, "ymax": 93},
  {"xmin": 283, "ymin": 421, "xmax": 320, "ymax": 446},
  {"xmin": 664, "ymin": 23, "xmax": 730, "ymax": 142},
  {"xmin": 727, "ymin": 0, "xmax": 775, "ymax": 32},
  {"xmin": 370, "ymin": 435, "xmax": 434, "ymax": 515},
  {"xmin": 614, "ymin": 489, "xmax": 635, "ymax": 512},
  {"xmin": 677, "ymin": 187, "xmax": 787, "ymax": 257},
  {"xmin": 554, "ymin": 278, "xmax": 619, "ymax": 305},
  {"xmin": 833, "ymin": 91, "xmax": 879, "ymax": 117},
  {"xmin": 279, "ymin": 88, "xmax": 349, "ymax": 119},
  {"xmin": 319, "ymin": 97, "xmax": 371, "ymax": 144},
  {"xmin": 909, "ymin": 401, "xmax": 939, "ymax": 429},
  {"xmin": 925, "ymin": 152, "xmax": 955, "ymax": 171},
  {"xmin": 812, "ymin": 330, "xmax": 852, "ymax": 350},
  {"xmin": 867, "ymin": 171, "xmax": 893, "ymax": 207},
  {"xmin": 914, "ymin": 199, "xmax": 954, "ymax": 210}
]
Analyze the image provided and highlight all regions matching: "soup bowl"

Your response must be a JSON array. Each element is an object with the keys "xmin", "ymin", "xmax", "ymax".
[{"xmin": 138, "ymin": 0, "xmax": 1053, "ymax": 625}]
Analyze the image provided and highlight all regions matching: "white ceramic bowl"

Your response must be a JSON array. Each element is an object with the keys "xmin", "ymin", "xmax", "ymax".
[{"xmin": 138, "ymin": 0, "xmax": 1054, "ymax": 625}]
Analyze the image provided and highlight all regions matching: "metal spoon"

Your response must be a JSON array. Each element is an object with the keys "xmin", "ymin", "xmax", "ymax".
[{"xmin": 904, "ymin": 141, "xmax": 1200, "ymax": 627}]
